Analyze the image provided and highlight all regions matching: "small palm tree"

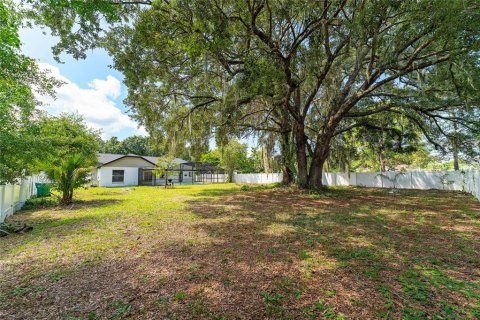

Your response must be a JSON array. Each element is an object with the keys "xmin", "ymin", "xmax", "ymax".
[{"xmin": 44, "ymin": 154, "xmax": 91, "ymax": 205}]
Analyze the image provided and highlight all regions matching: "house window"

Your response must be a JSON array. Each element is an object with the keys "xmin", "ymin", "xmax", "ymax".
[
  {"xmin": 112, "ymin": 170, "xmax": 124, "ymax": 183},
  {"xmin": 142, "ymin": 170, "xmax": 153, "ymax": 182}
]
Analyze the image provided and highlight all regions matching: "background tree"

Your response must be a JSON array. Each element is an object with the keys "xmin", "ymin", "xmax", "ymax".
[
  {"xmin": 100, "ymin": 136, "xmax": 121, "ymax": 154},
  {"xmin": 0, "ymin": 0, "xmax": 57, "ymax": 183},
  {"xmin": 350, "ymin": 113, "xmax": 422, "ymax": 172},
  {"xmin": 121, "ymin": 135, "xmax": 152, "ymax": 156},
  {"xmin": 153, "ymin": 155, "xmax": 176, "ymax": 179},
  {"xmin": 200, "ymin": 149, "xmax": 221, "ymax": 167},
  {"xmin": 219, "ymin": 140, "xmax": 253, "ymax": 182},
  {"xmin": 37, "ymin": 114, "xmax": 101, "ymax": 204},
  {"xmin": 37, "ymin": 113, "xmax": 102, "ymax": 167},
  {"xmin": 100, "ymin": 135, "xmax": 163, "ymax": 156},
  {"xmin": 413, "ymin": 61, "xmax": 480, "ymax": 170},
  {"xmin": 257, "ymin": 132, "xmax": 277, "ymax": 174},
  {"xmin": 249, "ymin": 148, "xmax": 265, "ymax": 173}
]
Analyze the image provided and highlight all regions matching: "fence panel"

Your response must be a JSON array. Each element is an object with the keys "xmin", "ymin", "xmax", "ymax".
[
  {"xmin": 410, "ymin": 171, "xmax": 431, "ymax": 189},
  {"xmin": 0, "ymin": 177, "xmax": 39, "ymax": 223},
  {"xmin": 356, "ymin": 173, "xmax": 381, "ymax": 187},
  {"xmin": 0, "ymin": 185, "xmax": 7, "ymax": 223},
  {"xmin": 233, "ymin": 173, "xmax": 283, "ymax": 184},
  {"xmin": 465, "ymin": 170, "xmax": 474, "ymax": 194},
  {"xmin": 323, "ymin": 173, "xmax": 336, "ymax": 186},
  {"xmin": 477, "ymin": 171, "xmax": 480, "ymax": 200},
  {"xmin": 378, "ymin": 172, "xmax": 396, "ymax": 188},
  {"xmin": 232, "ymin": 170, "xmax": 480, "ymax": 201},
  {"xmin": 471, "ymin": 170, "xmax": 480, "ymax": 200},
  {"xmin": 336, "ymin": 173, "xmax": 350, "ymax": 186}
]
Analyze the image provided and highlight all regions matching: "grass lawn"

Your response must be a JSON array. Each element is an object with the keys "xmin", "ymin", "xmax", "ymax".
[{"xmin": 1, "ymin": 184, "xmax": 479, "ymax": 319}]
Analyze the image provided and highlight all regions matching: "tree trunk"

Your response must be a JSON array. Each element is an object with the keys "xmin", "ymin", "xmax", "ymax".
[
  {"xmin": 308, "ymin": 155, "xmax": 327, "ymax": 188},
  {"xmin": 379, "ymin": 150, "xmax": 386, "ymax": 172},
  {"xmin": 294, "ymin": 122, "xmax": 308, "ymax": 188},
  {"xmin": 262, "ymin": 147, "xmax": 270, "ymax": 173},
  {"xmin": 282, "ymin": 165, "xmax": 294, "ymax": 185},
  {"xmin": 279, "ymin": 131, "xmax": 295, "ymax": 185},
  {"xmin": 452, "ymin": 120, "xmax": 459, "ymax": 171},
  {"xmin": 227, "ymin": 169, "xmax": 234, "ymax": 183},
  {"xmin": 307, "ymin": 133, "xmax": 332, "ymax": 189},
  {"xmin": 453, "ymin": 151, "xmax": 459, "ymax": 171},
  {"xmin": 62, "ymin": 190, "xmax": 73, "ymax": 205}
]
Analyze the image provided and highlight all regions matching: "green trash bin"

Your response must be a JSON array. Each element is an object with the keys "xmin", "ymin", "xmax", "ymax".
[{"xmin": 35, "ymin": 183, "xmax": 51, "ymax": 197}]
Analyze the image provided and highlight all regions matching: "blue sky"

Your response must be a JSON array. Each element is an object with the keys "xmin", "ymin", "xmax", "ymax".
[{"xmin": 20, "ymin": 26, "xmax": 146, "ymax": 140}]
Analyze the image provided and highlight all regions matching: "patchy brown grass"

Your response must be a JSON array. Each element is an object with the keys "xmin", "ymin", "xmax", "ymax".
[{"xmin": 0, "ymin": 185, "xmax": 479, "ymax": 319}]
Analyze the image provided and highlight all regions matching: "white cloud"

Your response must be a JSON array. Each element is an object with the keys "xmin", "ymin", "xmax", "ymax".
[
  {"xmin": 36, "ymin": 63, "xmax": 146, "ymax": 139},
  {"xmin": 89, "ymin": 76, "xmax": 121, "ymax": 99}
]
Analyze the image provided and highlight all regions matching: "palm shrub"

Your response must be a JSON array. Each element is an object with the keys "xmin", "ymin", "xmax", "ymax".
[{"xmin": 44, "ymin": 154, "xmax": 91, "ymax": 205}]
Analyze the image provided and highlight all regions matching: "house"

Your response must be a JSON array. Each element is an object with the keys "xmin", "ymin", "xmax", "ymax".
[{"xmin": 92, "ymin": 153, "xmax": 189, "ymax": 187}]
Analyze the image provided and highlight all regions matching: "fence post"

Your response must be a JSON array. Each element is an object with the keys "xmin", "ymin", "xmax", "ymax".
[
  {"xmin": 0, "ymin": 185, "xmax": 5, "ymax": 223},
  {"xmin": 19, "ymin": 178, "xmax": 26, "ymax": 204},
  {"xmin": 9, "ymin": 184, "xmax": 15, "ymax": 217},
  {"xmin": 476, "ymin": 170, "xmax": 480, "ymax": 200},
  {"xmin": 29, "ymin": 176, "xmax": 34, "ymax": 198},
  {"xmin": 29, "ymin": 176, "xmax": 33, "ymax": 198}
]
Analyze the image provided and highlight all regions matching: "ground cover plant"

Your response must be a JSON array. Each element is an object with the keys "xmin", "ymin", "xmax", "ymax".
[{"xmin": 0, "ymin": 184, "xmax": 479, "ymax": 319}]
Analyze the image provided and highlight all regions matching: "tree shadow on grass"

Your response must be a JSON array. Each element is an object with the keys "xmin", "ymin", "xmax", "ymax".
[
  {"xmin": 192, "ymin": 183, "xmax": 276, "ymax": 197},
  {"xmin": 192, "ymin": 188, "xmax": 240, "ymax": 197},
  {"xmin": 178, "ymin": 187, "xmax": 480, "ymax": 319}
]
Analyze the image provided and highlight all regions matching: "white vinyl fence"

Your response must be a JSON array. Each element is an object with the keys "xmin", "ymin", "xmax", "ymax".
[
  {"xmin": 0, "ymin": 176, "xmax": 44, "ymax": 223},
  {"xmin": 234, "ymin": 170, "xmax": 480, "ymax": 201},
  {"xmin": 233, "ymin": 173, "xmax": 283, "ymax": 184}
]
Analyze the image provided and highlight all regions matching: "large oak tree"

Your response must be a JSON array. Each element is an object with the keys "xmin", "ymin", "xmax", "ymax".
[{"xmin": 28, "ymin": 0, "xmax": 480, "ymax": 187}]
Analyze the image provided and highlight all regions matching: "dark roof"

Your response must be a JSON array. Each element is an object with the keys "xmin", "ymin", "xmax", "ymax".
[
  {"xmin": 97, "ymin": 153, "xmax": 187, "ymax": 167},
  {"xmin": 98, "ymin": 153, "xmax": 127, "ymax": 164}
]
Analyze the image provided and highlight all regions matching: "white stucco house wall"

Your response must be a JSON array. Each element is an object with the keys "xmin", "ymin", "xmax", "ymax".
[{"xmin": 92, "ymin": 153, "xmax": 188, "ymax": 187}]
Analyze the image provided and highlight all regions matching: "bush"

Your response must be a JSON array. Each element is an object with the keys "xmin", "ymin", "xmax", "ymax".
[{"xmin": 22, "ymin": 195, "xmax": 57, "ymax": 210}]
